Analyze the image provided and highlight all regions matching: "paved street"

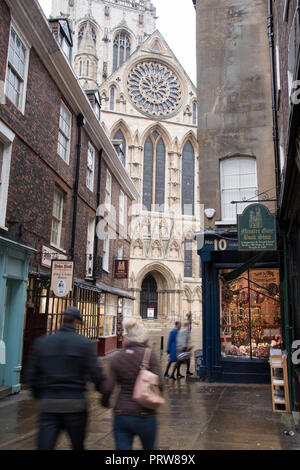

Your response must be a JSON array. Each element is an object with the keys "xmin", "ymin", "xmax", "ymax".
[{"xmin": 0, "ymin": 327, "xmax": 299, "ymax": 450}]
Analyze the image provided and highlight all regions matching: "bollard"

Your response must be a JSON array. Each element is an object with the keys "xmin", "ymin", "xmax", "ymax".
[{"xmin": 160, "ymin": 336, "xmax": 164, "ymax": 351}]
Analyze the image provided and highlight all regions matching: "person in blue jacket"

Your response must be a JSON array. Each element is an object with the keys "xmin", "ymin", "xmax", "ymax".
[{"xmin": 164, "ymin": 321, "xmax": 181, "ymax": 378}]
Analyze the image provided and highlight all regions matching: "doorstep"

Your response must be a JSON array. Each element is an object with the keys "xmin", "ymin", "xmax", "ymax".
[{"xmin": 0, "ymin": 387, "xmax": 11, "ymax": 400}]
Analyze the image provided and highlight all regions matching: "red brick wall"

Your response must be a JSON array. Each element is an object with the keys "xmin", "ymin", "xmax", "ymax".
[
  {"xmin": 98, "ymin": 159, "xmax": 132, "ymax": 291},
  {"xmin": 0, "ymin": 0, "xmax": 133, "ymax": 291},
  {"xmin": 0, "ymin": 0, "xmax": 10, "ymax": 83}
]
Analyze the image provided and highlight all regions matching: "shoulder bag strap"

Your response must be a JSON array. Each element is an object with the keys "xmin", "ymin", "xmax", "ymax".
[{"xmin": 141, "ymin": 348, "xmax": 152, "ymax": 369}]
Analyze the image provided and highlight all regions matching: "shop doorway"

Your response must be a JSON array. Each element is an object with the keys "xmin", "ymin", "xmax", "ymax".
[
  {"xmin": 0, "ymin": 280, "xmax": 23, "ymax": 388},
  {"xmin": 140, "ymin": 274, "xmax": 158, "ymax": 319}
]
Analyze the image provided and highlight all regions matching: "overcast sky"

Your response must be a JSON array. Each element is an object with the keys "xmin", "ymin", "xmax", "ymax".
[{"xmin": 38, "ymin": 0, "xmax": 196, "ymax": 84}]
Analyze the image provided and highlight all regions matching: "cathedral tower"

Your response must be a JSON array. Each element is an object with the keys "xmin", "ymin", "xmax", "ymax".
[{"xmin": 51, "ymin": 0, "xmax": 157, "ymax": 87}]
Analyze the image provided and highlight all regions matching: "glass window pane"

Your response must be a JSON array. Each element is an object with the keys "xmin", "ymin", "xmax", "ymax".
[
  {"xmin": 220, "ymin": 268, "xmax": 281, "ymax": 360},
  {"xmin": 155, "ymin": 138, "xmax": 165, "ymax": 210},
  {"xmin": 143, "ymin": 136, "xmax": 153, "ymax": 211},
  {"xmin": 182, "ymin": 141, "xmax": 194, "ymax": 215}
]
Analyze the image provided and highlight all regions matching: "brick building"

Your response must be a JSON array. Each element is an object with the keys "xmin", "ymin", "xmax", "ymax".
[
  {"xmin": 270, "ymin": 0, "xmax": 300, "ymax": 413},
  {"xmin": 0, "ymin": 0, "xmax": 138, "ymax": 395}
]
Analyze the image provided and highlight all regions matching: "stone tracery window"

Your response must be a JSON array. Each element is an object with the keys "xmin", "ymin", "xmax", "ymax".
[
  {"xmin": 113, "ymin": 129, "xmax": 126, "ymax": 166},
  {"xmin": 78, "ymin": 23, "xmax": 97, "ymax": 49},
  {"xmin": 128, "ymin": 60, "xmax": 182, "ymax": 118},
  {"xmin": 113, "ymin": 31, "xmax": 131, "ymax": 72},
  {"xmin": 182, "ymin": 141, "xmax": 195, "ymax": 215},
  {"xmin": 143, "ymin": 131, "xmax": 165, "ymax": 212}
]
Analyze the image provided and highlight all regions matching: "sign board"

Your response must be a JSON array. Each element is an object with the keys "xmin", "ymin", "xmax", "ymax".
[
  {"xmin": 114, "ymin": 259, "xmax": 129, "ymax": 279},
  {"xmin": 41, "ymin": 245, "xmax": 67, "ymax": 269},
  {"xmin": 50, "ymin": 260, "xmax": 74, "ymax": 298},
  {"xmin": 238, "ymin": 204, "xmax": 277, "ymax": 251},
  {"xmin": 147, "ymin": 308, "xmax": 155, "ymax": 319}
]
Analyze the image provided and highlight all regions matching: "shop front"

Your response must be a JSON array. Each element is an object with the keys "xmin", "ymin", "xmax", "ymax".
[
  {"xmin": 0, "ymin": 237, "xmax": 36, "ymax": 394},
  {"xmin": 198, "ymin": 231, "xmax": 280, "ymax": 383},
  {"xmin": 22, "ymin": 275, "xmax": 135, "ymax": 368},
  {"xmin": 96, "ymin": 282, "xmax": 135, "ymax": 356}
]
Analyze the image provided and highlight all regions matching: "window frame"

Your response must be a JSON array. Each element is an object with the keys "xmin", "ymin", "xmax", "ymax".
[
  {"xmin": 5, "ymin": 19, "xmax": 31, "ymax": 114},
  {"xmin": 102, "ymin": 232, "xmax": 110, "ymax": 273},
  {"xmin": 219, "ymin": 156, "xmax": 258, "ymax": 224},
  {"xmin": 86, "ymin": 141, "xmax": 95, "ymax": 192},
  {"xmin": 0, "ymin": 121, "xmax": 15, "ymax": 230},
  {"xmin": 58, "ymin": 101, "xmax": 72, "ymax": 164},
  {"xmin": 119, "ymin": 190, "xmax": 126, "ymax": 227},
  {"xmin": 86, "ymin": 217, "xmax": 96, "ymax": 278},
  {"xmin": 105, "ymin": 169, "xmax": 112, "ymax": 210},
  {"xmin": 51, "ymin": 187, "xmax": 65, "ymax": 250}
]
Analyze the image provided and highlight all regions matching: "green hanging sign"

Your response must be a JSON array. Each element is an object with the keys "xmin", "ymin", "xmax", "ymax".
[{"xmin": 238, "ymin": 204, "xmax": 277, "ymax": 251}]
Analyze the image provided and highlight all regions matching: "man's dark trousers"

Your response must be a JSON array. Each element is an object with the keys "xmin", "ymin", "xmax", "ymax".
[{"xmin": 37, "ymin": 411, "xmax": 88, "ymax": 450}]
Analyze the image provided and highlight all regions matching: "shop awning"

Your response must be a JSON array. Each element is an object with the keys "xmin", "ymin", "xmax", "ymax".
[
  {"xmin": 96, "ymin": 281, "xmax": 136, "ymax": 300},
  {"xmin": 218, "ymin": 252, "xmax": 267, "ymax": 283}
]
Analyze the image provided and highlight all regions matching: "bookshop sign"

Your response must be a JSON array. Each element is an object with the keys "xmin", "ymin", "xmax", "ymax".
[{"xmin": 238, "ymin": 204, "xmax": 277, "ymax": 251}]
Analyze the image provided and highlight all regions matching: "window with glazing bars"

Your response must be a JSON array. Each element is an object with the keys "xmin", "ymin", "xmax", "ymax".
[
  {"xmin": 143, "ymin": 131, "xmax": 165, "ymax": 212},
  {"xmin": 6, "ymin": 26, "xmax": 28, "ymax": 110},
  {"xmin": 87, "ymin": 142, "xmax": 95, "ymax": 191},
  {"xmin": 113, "ymin": 31, "xmax": 131, "ymax": 72},
  {"xmin": 51, "ymin": 188, "xmax": 64, "ymax": 249},
  {"xmin": 58, "ymin": 102, "xmax": 72, "ymax": 163}
]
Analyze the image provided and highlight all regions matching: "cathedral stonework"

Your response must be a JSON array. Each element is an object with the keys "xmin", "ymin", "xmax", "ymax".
[
  {"xmin": 127, "ymin": 61, "xmax": 182, "ymax": 118},
  {"xmin": 50, "ymin": 0, "xmax": 202, "ymax": 327}
]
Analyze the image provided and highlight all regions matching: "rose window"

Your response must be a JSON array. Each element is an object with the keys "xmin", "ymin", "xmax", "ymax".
[{"xmin": 127, "ymin": 61, "xmax": 182, "ymax": 117}]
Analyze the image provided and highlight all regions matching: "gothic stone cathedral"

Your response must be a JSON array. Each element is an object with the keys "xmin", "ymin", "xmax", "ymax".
[{"xmin": 50, "ymin": 0, "xmax": 201, "ymax": 326}]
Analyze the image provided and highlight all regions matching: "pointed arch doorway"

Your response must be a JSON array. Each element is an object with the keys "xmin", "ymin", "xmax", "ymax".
[{"xmin": 140, "ymin": 274, "xmax": 158, "ymax": 319}]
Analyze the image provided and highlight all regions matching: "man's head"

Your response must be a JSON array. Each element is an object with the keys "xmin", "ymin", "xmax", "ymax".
[
  {"xmin": 175, "ymin": 321, "xmax": 181, "ymax": 330},
  {"xmin": 183, "ymin": 321, "xmax": 190, "ymax": 328},
  {"xmin": 63, "ymin": 306, "xmax": 82, "ymax": 328}
]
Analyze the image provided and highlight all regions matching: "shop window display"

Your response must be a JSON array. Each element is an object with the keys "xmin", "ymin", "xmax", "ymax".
[{"xmin": 220, "ymin": 268, "xmax": 281, "ymax": 360}]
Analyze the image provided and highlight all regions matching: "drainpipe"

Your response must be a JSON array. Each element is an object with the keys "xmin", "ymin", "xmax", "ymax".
[
  {"xmin": 70, "ymin": 113, "xmax": 85, "ymax": 261},
  {"xmin": 93, "ymin": 148, "xmax": 103, "ymax": 283},
  {"xmin": 267, "ymin": 0, "xmax": 280, "ymax": 211}
]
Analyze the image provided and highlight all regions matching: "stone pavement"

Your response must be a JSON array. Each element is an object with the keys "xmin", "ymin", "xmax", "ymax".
[{"xmin": 0, "ymin": 327, "xmax": 299, "ymax": 450}]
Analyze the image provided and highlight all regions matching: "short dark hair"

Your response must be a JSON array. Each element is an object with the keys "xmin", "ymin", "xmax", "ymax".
[
  {"xmin": 63, "ymin": 314, "xmax": 76, "ymax": 325},
  {"xmin": 175, "ymin": 321, "xmax": 181, "ymax": 327}
]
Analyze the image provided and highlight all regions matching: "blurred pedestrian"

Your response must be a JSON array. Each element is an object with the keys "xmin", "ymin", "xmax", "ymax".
[
  {"xmin": 25, "ymin": 306, "xmax": 104, "ymax": 451},
  {"xmin": 170, "ymin": 321, "xmax": 193, "ymax": 379},
  {"xmin": 164, "ymin": 321, "xmax": 181, "ymax": 378},
  {"xmin": 187, "ymin": 312, "xmax": 192, "ymax": 331},
  {"xmin": 101, "ymin": 318, "xmax": 164, "ymax": 450}
]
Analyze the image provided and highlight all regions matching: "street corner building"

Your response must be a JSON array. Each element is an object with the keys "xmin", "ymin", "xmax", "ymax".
[
  {"xmin": 193, "ymin": 0, "xmax": 281, "ymax": 383},
  {"xmin": 49, "ymin": 0, "xmax": 202, "ymax": 329},
  {"xmin": 0, "ymin": 0, "xmax": 139, "ymax": 396}
]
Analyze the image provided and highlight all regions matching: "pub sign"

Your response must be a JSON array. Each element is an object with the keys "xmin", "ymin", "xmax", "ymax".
[{"xmin": 238, "ymin": 204, "xmax": 277, "ymax": 251}]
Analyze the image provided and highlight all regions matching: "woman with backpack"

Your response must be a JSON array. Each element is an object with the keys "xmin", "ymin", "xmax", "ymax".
[{"xmin": 101, "ymin": 318, "xmax": 164, "ymax": 450}]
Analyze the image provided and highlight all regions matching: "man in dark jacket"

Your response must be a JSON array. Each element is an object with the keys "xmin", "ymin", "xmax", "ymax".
[{"xmin": 25, "ymin": 306, "xmax": 104, "ymax": 450}]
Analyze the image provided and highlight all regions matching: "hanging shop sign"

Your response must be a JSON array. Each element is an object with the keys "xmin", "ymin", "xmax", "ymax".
[
  {"xmin": 41, "ymin": 244, "xmax": 67, "ymax": 269},
  {"xmin": 238, "ymin": 204, "xmax": 277, "ymax": 251},
  {"xmin": 114, "ymin": 259, "xmax": 129, "ymax": 279},
  {"xmin": 50, "ymin": 260, "xmax": 74, "ymax": 298}
]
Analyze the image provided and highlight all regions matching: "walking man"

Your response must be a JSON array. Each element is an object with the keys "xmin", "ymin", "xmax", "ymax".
[
  {"xmin": 25, "ymin": 306, "xmax": 104, "ymax": 450},
  {"xmin": 164, "ymin": 321, "xmax": 181, "ymax": 378}
]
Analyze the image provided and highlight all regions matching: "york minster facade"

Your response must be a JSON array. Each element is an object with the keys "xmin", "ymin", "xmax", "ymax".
[{"xmin": 50, "ymin": 0, "xmax": 202, "ymax": 325}]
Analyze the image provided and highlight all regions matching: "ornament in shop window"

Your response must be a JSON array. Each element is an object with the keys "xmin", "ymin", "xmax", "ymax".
[{"xmin": 222, "ymin": 287, "xmax": 233, "ymax": 304}]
